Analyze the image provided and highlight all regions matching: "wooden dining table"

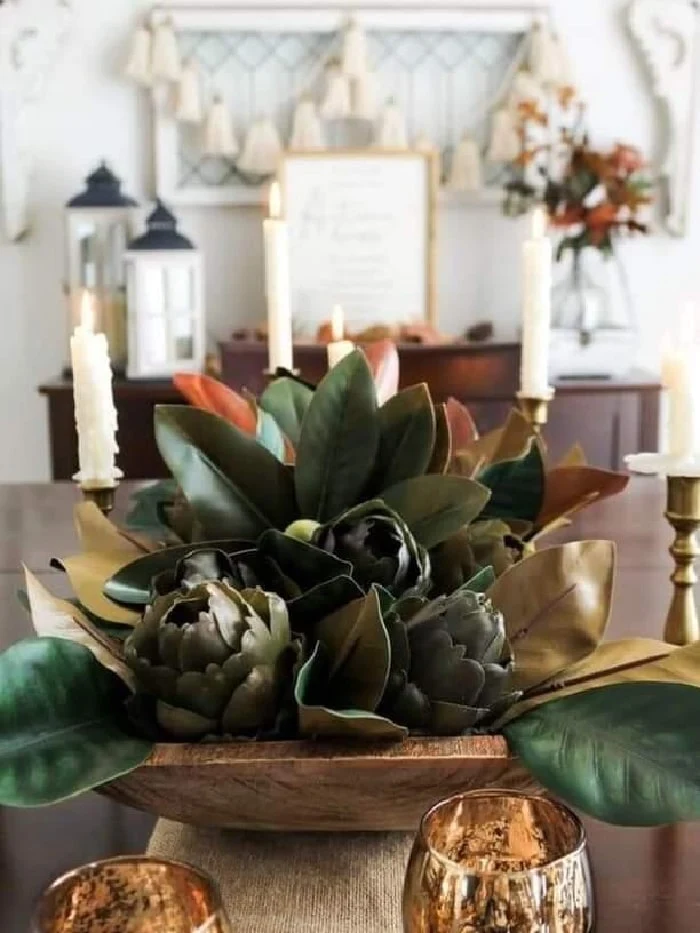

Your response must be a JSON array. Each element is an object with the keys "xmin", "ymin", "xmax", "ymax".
[{"xmin": 1, "ymin": 478, "xmax": 699, "ymax": 931}]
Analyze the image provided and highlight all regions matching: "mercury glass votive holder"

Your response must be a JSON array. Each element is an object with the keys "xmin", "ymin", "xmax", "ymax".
[
  {"xmin": 32, "ymin": 856, "xmax": 232, "ymax": 933},
  {"xmin": 403, "ymin": 790, "xmax": 593, "ymax": 933}
]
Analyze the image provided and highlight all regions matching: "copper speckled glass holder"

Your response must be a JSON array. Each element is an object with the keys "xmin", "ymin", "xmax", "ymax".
[
  {"xmin": 403, "ymin": 790, "xmax": 594, "ymax": 933},
  {"xmin": 32, "ymin": 856, "xmax": 232, "ymax": 933}
]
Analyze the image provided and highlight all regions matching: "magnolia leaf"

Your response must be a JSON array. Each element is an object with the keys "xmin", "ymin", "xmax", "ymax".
[
  {"xmin": 428, "ymin": 404, "xmax": 452, "ymax": 475},
  {"xmin": 104, "ymin": 539, "xmax": 252, "ymax": 606},
  {"xmin": 288, "ymin": 576, "xmax": 365, "ymax": 634},
  {"xmin": 364, "ymin": 339, "xmax": 400, "ymax": 405},
  {"xmin": 173, "ymin": 372, "xmax": 258, "ymax": 434},
  {"xmin": 258, "ymin": 530, "xmax": 352, "ymax": 590},
  {"xmin": 374, "ymin": 384, "xmax": 436, "ymax": 490},
  {"xmin": 488, "ymin": 541, "xmax": 615, "ymax": 692},
  {"xmin": 478, "ymin": 441, "xmax": 545, "ymax": 524},
  {"xmin": 380, "ymin": 476, "xmax": 491, "ymax": 550},
  {"xmin": 260, "ymin": 377, "xmax": 313, "ymax": 449},
  {"xmin": 557, "ymin": 442, "xmax": 587, "ymax": 467},
  {"xmin": 155, "ymin": 405, "xmax": 296, "ymax": 538},
  {"xmin": 504, "ymin": 683, "xmax": 700, "ymax": 826},
  {"xmin": 295, "ymin": 351, "xmax": 379, "ymax": 521},
  {"xmin": 316, "ymin": 589, "xmax": 391, "ymax": 711},
  {"xmin": 0, "ymin": 638, "xmax": 152, "ymax": 807},
  {"xmin": 444, "ymin": 398, "xmax": 478, "ymax": 454},
  {"xmin": 536, "ymin": 466, "xmax": 629, "ymax": 532},
  {"xmin": 52, "ymin": 551, "xmax": 140, "ymax": 627},
  {"xmin": 255, "ymin": 405, "xmax": 287, "ymax": 463},
  {"xmin": 490, "ymin": 409, "xmax": 538, "ymax": 464},
  {"xmin": 75, "ymin": 503, "xmax": 146, "ymax": 557},
  {"xmin": 461, "ymin": 566, "xmax": 496, "ymax": 594},
  {"xmin": 295, "ymin": 643, "xmax": 406, "ymax": 740},
  {"xmin": 123, "ymin": 480, "xmax": 179, "ymax": 544},
  {"xmin": 24, "ymin": 567, "xmax": 134, "ymax": 689}
]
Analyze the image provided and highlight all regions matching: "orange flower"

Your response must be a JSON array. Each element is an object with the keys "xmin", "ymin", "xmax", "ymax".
[
  {"xmin": 587, "ymin": 203, "xmax": 618, "ymax": 228},
  {"xmin": 609, "ymin": 144, "xmax": 644, "ymax": 174}
]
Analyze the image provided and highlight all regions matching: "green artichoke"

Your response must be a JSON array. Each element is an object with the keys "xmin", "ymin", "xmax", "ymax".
[
  {"xmin": 430, "ymin": 520, "xmax": 524, "ymax": 594},
  {"xmin": 125, "ymin": 583, "xmax": 297, "ymax": 740},
  {"xmin": 311, "ymin": 501, "xmax": 430, "ymax": 598},
  {"xmin": 380, "ymin": 590, "xmax": 520, "ymax": 735}
]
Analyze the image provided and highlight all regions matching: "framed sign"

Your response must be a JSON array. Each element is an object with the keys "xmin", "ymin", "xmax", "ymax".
[{"xmin": 280, "ymin": 150, "xmax": 438, "ymax": 334}]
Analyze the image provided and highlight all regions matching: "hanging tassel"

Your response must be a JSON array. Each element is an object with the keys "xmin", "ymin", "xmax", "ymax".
[
  {"xmin": 151, "ymin": 17, "xmax": 181, "ymax": 83},
  {"xmin": 508, "ymin": 70, "xmax": 543, "ymax": 110},
  {"xmin": 238, "ymin": 119, "xmax": 283, "ymax": 176},
  {"xmin": 124, "ymin": 22, "xmax": 152, "ymax": 86},
  {"xmin": 320, "ymin": 65, "xmax": 352, "ymax": 120},
  {"xmin": 487, "ymin": 108, "xmax": 521, "ymax": 163},
  {"xmin": 202, "ymin": 97, "xmax": 239, "ymax": 158},
  {"xmin": 352, "ymin": 70, "xmax": 380, "ymax": 120},
  {"xmin": 375, "ymin": 100, "xmax": 408, "ymax": 149},
  {"xmin": 289, "ymin": 98, "xmax": 325, "ymax": 149},
  {"xmin": 552, "ymin": 33, "xmax": 575, "ymax": 90},
  {"xmin": 528, "ymin": 21, "xmax": 560, "ymax": 86},
  {"xmin": 342, "ymin": 18, "xmax": 368, "ymax": 79},
  {"xmin": 175, "ymin": 60, "xmax": 203, "ymax": 124},
  {"xmin": 448, "ymin": 135, "xmax": 483, "ymax": 192}
]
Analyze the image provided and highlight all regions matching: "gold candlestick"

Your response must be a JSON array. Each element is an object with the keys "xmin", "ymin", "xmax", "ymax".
[
  {"xmin": 80, "ymin": 483, "xmax": 119, "ymax": 517},
  {"xmin": 664, "ymin": 474, "xmax": 700, "ymax": 646},
  {"xmin": 516, "ymin": 390, "xmax": 554, "ymax": 435}
]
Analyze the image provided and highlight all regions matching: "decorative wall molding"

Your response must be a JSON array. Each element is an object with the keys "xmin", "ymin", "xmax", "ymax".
[
  {"xmin": 629, "ymin": 0, "xmax": 700, "ymax": 238},
  {"xmin": 0, "ymin": 0, "xmax": 74, "ymax": 241}
]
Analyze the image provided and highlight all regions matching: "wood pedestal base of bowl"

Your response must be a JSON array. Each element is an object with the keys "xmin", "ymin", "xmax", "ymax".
[{"xmin": 101, "ymin": 736, "xmax": 539, "ymax": 832}]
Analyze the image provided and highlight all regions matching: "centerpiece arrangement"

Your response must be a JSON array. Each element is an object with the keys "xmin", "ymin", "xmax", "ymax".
[{"xmin": 5, "ymin": 348, "xmax": 700, "ymax": 830}]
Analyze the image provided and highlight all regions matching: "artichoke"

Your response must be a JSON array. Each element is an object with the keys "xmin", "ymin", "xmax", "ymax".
[
  {"xmin": 430, "ymin": 520, "xmax": 524, "ymax": 594},
  {"xmin": 380, "ymin": 590, "xmax": 520, "ymax": 735},
  {"xmin": 125, "ymin": 583, "xmax": 297, "ymax": 740},
  {"xmin": 311, "ymin": 501, "xmax": 430, "ymax": 598}
]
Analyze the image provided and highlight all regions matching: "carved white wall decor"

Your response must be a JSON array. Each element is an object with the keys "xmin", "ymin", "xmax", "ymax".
[
  {"xmin": 0, "ymin": 0, "xmax": 74, "ymax": 241},
  {"xmin": 629, "ymin": 0, "xmax": 700, "ymax": 237}
]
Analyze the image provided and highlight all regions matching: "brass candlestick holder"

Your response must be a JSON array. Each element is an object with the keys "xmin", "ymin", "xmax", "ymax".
[
  {"xmin": 664, "ymin": 474, "xmax": 700, "ymax": 647},
  {"xmin": 79, "ymin": 483, "xmax": 119, "ymax": 517},
  {"xmin": 516, "ymin": 390, "xmax": 554, "ymax": 435}
]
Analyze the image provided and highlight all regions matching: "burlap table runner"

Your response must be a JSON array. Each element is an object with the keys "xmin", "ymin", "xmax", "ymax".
[{"xmin": 148, "ymin": 821, "xmax": 414, "ymax": 932}]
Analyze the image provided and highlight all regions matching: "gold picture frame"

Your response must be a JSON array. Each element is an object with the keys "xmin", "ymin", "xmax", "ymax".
[{"xmin": 279, "ymin": 149, "xmax": 439, "ymax": 332}]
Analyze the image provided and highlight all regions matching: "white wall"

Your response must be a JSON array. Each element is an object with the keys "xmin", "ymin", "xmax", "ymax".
[{"xmin": 1, "ymin": 0, "xmax": 698, "ymax": 481}]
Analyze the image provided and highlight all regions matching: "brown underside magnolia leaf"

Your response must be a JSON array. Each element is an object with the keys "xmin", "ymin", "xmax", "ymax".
[
  {"xmin": 74, "ymin": 502, "xmax": 148, "ymax": 558},
  {"xmin": 24, "ymin": 566, "xmax": 134, "ymax": 688},
  {"xmin": 536, "ymin": 466, "xmax": 630, "ymax": 533},
  {"xmin": 445, "ymin": 398, "xmax": 478, "ymax": 453},
  {"xmin": 487, "ymin": 540, "xmax": 615, "ymax": 693},
  {"xmin": 489, "ymin": 409, "xmax": 539, "ymax": 465},
  {"xmin": 52, "ymin": 551, "xmax": 140, "ymax": 627},
  {"xmin": 428, "ymin": 404, "xmax": 452, "ymax": 475},
  {"xmin": 557, "ymin": 443, "xmax": 587, "ymax": 468}
]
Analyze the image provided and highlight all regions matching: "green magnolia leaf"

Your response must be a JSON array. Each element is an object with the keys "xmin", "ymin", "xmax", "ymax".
[
  {"xmin": 488, "ymin": 541, "xmax": 615, "ymax": 693},
  {"xmin": 372, "ymin": 384, "xmax": 436, "ymax": 491},
  {"xmin": 478, "ymin": 441, "xmax": 545, "ymax": 524},
  {"xmin": 461, "ymin": 566, "xmax": 496, "ymax": 594},
  {"xmin": 295, "ymin": 351, "xmax": 379, "ymax": 521},
  {"xmin": 104, "ymin": 539, "xmax": 252, "ymax": 606},
  {"xmin": 316, "ymin": 589, "xmax": 391, "ymax": 711},
  {"xmin": 155, "ymin": 405, "xmax": 296, "ymax": 539},
  {"xmin": 260, "ymin": 377, "xmax": 313, "ymax": 448},
  {"xmin": 288, "ymin": 576, "xmax": 365, "ymax": 634},
  {"xmin": 124, "ymin": 480, "xmax": 179, "ymax": 540},
  {"xmin": 505, "ymin": 682, "xmax": 700, "ymax": 826},
  {"xmin": 0, "ymin": 638, "xmax": 152, "ymax": 807},
  {"xmin": 428, "ymin": 404, "xmax": 452, "ymax": 475},
  {"xmin": 380, "ymin": 476, "xmax": 491, "ymax": 550},
  {"xmin": 295, "ymin": 643, "xmax": 406, "ymax": 740},
  {"xmin": 256, "ymin": 407, "xmax": 287, "ymax": 462},
  {"xmin": 258, "ymin": 529, "xmax": 352, "ymax": 590}
]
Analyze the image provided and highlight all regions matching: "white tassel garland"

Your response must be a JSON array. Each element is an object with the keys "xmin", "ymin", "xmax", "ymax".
[
  {"xmin": 352, "ymin": 70, "xmax": 380, "ymax": 120},
  {"xmin": 528, "ymin": 21, "xmax": 560, "ymax": 86},
  {"xmin": 448, "ymin": 135, "xmax": 483, "ymax": 192},
  {"xmin": 508, "ymin": 70, "xmax": 543, "ymax": 110},
  {"xmin": 238, "ymin": 119, "xmax": 283, "ymax": 176},
  {"xmin": 175, "ymin": 60, "xmax": 203, "ymax": 124},
  {"xmin": 320, "ymin": 66, "xmax": 352, "ymax": 120},
  {"xmin": 125, "ymin": 23, "xmax": 152, "ymax": 86},
  {"xmin": 289, "ymin": 99, "xmax": 325, "ymax": 149},
  {"xmin": 375, "ymin": 100, "xmax": 408, "ymax": 149},
  {"xmin": 151, "ymin": 17, "xmax": 181, "ymax": 82},
  {"xmin": 342, "ymin": 18, "xmax": 368, "ymax": 79},
  {"xmin": 487, "ymin": 108, "xmax": 521, "ymax": 163},
  {"xmin": 202, "ymin": 97, "xmax": 239, "ymax": 158},
  {"xmin": 552, "ymin": 33, "xmax": 575, "ymax": 89}
]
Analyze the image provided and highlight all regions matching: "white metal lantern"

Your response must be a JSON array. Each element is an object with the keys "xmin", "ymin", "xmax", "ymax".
[
  {"xmin": 65, "ymin": 163, "xmax": 138, "ymax": 373},
  {"xmin": 125, "ymin": 201, "xmax": 205, "ymax": 379}
]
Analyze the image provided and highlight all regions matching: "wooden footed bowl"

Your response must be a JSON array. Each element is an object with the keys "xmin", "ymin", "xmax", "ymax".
[{"xmin": 101, "ymin": 736, "xmax": 539, "ymax": 832}]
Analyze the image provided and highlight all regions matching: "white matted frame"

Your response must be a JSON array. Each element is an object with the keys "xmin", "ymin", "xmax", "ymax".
[
  {"xmin": 152, "ymin": 2, "xmax": 552, "ymax": 207},
  {"xmin": 279, "ymin": 148, "xmax": 438, "ymax": 333}
]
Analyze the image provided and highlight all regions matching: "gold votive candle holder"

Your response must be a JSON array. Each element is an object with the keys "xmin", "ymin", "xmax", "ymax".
[
  {"xmin": 403, "ymin": 789, "xmax": 593, "ymax": 933},
  {"xmin": 78, "ymin": 483, "xmax": 119, "ymax": 517},
  {"xmin": 32, "ymin": 856, "xmax": 232, "ymax": 933},
  {"xmin": 664, "ymin": 474, "xmax": 700, "ymax": 646},
  {"xmin": 516, "ymin": 390, "xmax": 554, "ymax": 435}
]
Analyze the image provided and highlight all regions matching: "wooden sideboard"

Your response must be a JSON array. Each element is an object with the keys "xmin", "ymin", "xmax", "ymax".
[{"xmin": 40, "ymin": 341, "xmax": 661, "ymax": 479}]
